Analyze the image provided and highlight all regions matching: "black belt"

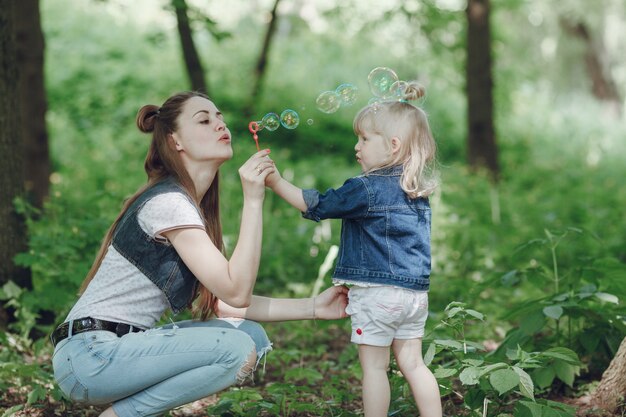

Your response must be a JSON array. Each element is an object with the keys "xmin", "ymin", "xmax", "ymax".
[{"xmin": 50, "ymin": 317, "xmax": 144, "ymax": 347}]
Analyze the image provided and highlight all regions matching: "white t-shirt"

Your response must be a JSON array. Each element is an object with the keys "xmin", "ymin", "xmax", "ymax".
[{"xmin": 66, "ymin": 192, "xmax": 205, "ymax": 329}]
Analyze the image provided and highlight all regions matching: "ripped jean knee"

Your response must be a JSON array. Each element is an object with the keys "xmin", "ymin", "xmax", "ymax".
[
  {"xmin": 208, "ymin": 318, "xmax": 273, "ymax": 370},
  {"xmin": 236, "ymin": 347, "xmax": 257, "ymax": 384}
]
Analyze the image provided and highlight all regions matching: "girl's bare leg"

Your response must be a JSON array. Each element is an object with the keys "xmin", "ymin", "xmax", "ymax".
[
  {"xmin": 358, "ymin": 344, "xmax": 391, "ymax": 417},
  {"xmin": 392, "ymin": 338, "xmax": 442, "ymax": 417}
]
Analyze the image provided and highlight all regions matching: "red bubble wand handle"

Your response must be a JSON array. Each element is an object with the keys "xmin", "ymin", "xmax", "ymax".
[{"xmin": 248, "ymin": 121, "xmax": 260, "ymax": 151}]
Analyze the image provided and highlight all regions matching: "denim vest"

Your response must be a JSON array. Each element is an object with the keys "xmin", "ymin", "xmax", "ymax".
[
  {"xmin": 302, "ymin": 165, "xmax": 431, "ymax": 291},
  {"xmin": 111, "ymin": 177, "xmax": 200, "ymax": 313}
]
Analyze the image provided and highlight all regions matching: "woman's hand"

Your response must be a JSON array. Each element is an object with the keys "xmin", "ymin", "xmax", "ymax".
[
  {"xmin": 314, "ymin": 286, "xmax": 349, "ymax": 320},
  {"xmin": 239, "ymin": 149, "xmax": 275, "ymax": 202}
]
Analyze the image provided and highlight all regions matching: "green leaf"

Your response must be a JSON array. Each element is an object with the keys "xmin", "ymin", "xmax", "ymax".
[
  {"xmin": 291, "ymin": 402, "xmax": 320, "ymax": 412},
  {"xmin": 284, "ymin": 367, "xmax": 323, "ymax": 384},
  {"xmin": 26, "ymin": 385, "xmax": 47, "ymax": 405},
  {"xmin": 433, "ymin": 367, "xmax": 457, "ymax": 379},
  {"xmin": 543, "ymin": 305, "xmax": 563, "ymax": 320},
  {"xmin": 516, "ymin": 401, "xmax": 544, "ymax": 417},
  {"xmin": 578, "ymin": 283, "xmax": 597, "ymax": 294},
  {"xmin": 465, "ymin": 309, "xmax": 485, "ymax": 320},
  {"xmin": 513, "ymin": 366, "xmax": 535, "ymax": 400},
  {"xmin": 579, "ymin": 329, "xmax": 601, "ymax": 353},
  {"xmin": 501, "ymin": 270, "xmax": 519, "ymax": 286},
  {"xmin": 465, "ymin": 340, "xmax": 486, "ymax": 351},
  {"xmin": 478, "ymin": 362, "xmax": 508, "ymax": 377},
  {"xmin": 519, "ymin": 310, "xmax": 546, "ymax": 335},
  {"xmin": 489, "ymin": 368, "xmax": 520, "ymax": 395},
  {"xmin": 423, "ymin": 342, "xmax": 436, "ymax": 366},
  {"xmin": 463, "ymin": 387, "xmax": 485, "ymax": 409},
  {"xmin": 595, "ymin": 292, "xmax": 619, "ymax": 304},
  {"xmin": 434, "ymin": 339, "xmax": 464, "ymax": 350},
  {"xmin": 445, "ymin": 301, "xmax": 466, "ymax": 311},
  {"xmin": 553, "ymin": 360, "xmax": 577, "ymax": 387},
  {"xmin": 532, "ymin": 366, "xmax": 556, "ymax": 389},
  {"xmin": 207, "ymin": 398, "xmax": 235, "ymax": 414},
  {"xmin": 0, "ymin": 281, "xmax": 22, "ymax": 300},
  {"xmin": 543, "ymin": 399, "xmax": 576, "ymax": 414},
  {"xmin": 459, "ymin": 366, "xmax": 481, "ymax": 385},
  {"xmin": 552, "ymin": 293, "xmax": 569, "ymax": 302},
  {"xmin": 1, "ymin": 405, "xmax": 24, "ymax": 417},
  {"xmin": 516, "ymin": 399, "xmax": 577, "ymax": 417},
  {"xmin": 542, "ymin": 347, "xmax": 580, "ymax": 365},
  {"xmin": 543, "ymin": 408, "xmax": 564, "ymax": 417},
  {"xmin": 463, "ymin": 358, "xmax": 484, "ymax": 367}
]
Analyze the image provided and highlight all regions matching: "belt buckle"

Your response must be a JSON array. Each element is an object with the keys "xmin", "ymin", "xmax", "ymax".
[{"xmin": 75, "ymin": 317, "xmax": 93, "ymax": 332}]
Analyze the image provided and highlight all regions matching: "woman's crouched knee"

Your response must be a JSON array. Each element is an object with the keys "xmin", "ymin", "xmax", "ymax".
[{"xmin": 235, "ymin": 347, "xmax": 257, "ymax": 384}]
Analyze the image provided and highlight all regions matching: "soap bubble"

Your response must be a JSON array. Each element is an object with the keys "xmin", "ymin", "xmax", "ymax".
[
  {"xmin": 307, "ymin": 119, "xmax": 314, "ymax": 125},
  {"xmin": 261, "ymin": 112, "xmax": 280, "ymax": 131},
  {"xmin": 368, "ymin": 97, "xmax": 382, "ymax": 105},
  {"xmin": 390, "ymin": 80, "xmax": 408, "ymax": 98},
  {"xmin": 316, "ymin": 91, "xmax": 341, "ymax": 114},
  {"xmin": 368, "ymin": 67, "xmax": 399, "ymax": 98},
  {"xmin": 280, "ymin": 109, "xmax": 300, "ymax": 129},
  {"xmin": 335, "ymin": 83, "xmax": 358, "ymax": 106}
]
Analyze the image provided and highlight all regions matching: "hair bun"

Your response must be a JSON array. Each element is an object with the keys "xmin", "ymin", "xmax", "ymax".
[
  {"xmin": 136, "ymin": 104, "xmax": 160, "ymax": 133},
  {"xmin": 403, "ymin": 81, "xmax": 426, "ymax": 101}
]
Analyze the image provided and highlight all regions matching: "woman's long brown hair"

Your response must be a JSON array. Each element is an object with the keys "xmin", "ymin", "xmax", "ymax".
[{"xmin": 79, "ymin": 92, "xmax": 222, "ymax": 320}]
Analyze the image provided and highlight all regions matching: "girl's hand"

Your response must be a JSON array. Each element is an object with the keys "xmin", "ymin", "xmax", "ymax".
[
  {"xmin": 239, "ymin": 149, "xmax": 275, "ymax": 201},
  {"xmin": 264, "ymin": 159, "xmax": 282, "ymax": 189},
  {"xmin": 314, "ymin": 286, "xmax": 349, "ymax": 319}
]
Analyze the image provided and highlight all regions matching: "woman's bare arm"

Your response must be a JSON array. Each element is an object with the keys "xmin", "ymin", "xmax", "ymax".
[{"xmin": 216, "ymin": 286, "xmax": 349, "ymax": 321}]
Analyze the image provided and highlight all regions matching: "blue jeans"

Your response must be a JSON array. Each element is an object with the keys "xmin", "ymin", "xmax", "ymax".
[{"xmin": 52, "ymin": 318, "xmax": 272, "ymax": 417}]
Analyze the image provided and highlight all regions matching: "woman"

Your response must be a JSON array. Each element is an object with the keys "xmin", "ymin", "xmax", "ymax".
[{"xmin": 50, "ymin": 91, "xmax": 348, "ymax": 417}]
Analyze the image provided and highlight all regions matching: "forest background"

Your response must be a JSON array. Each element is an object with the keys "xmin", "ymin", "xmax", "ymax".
[{"xmin": 0, "ymin": 0, "xmax": 625, "ymax": 416}]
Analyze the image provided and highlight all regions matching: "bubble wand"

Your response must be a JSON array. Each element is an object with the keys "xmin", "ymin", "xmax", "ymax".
[
  {"xmin": 248, "ymin": 121, "xmax": 260, "ymax": 151},
  {"xmin": 248, "ymin": 111, "xmax": 300, "ymax": 151}
]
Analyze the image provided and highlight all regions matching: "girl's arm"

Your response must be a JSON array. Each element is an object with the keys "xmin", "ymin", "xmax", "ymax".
[
  {"xmin": 265, "ymin": 165, "xmax": 307, "ymax": 212},
  {"xmin": 165, "ymin": 150, "xmax": 273, "ymax": 308},
  {"xmin": 271, "ymin": 177, "xmax": 307, "ymax": 212},
  {"xmin": 216, "ymin": 285, "xmax": 349, "ymax": 322},
  {"xmin": 265, "ymin": 163, "xmax": 368, "ymax": 220}
]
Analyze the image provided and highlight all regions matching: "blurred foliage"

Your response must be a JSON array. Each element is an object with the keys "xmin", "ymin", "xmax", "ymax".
[{"xmin": 2, "ymin": 0, "xmax": 626, "ymax": 415}]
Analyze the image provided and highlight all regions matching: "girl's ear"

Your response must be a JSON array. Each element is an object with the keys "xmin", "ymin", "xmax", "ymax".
[{"xmin": 390, "ymin": 137, "xmax": 402, "ymax": 155}]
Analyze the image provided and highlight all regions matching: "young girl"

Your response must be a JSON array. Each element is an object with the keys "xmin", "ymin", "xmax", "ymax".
[{"xmin": 267, "ymin": 82, "xmax": 442, "ymax": 417}]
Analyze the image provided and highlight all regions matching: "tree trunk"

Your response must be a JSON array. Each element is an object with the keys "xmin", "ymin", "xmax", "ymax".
[
  {"xmin": 560, "ymin": 18, "xmax": 622, "ymax": 117},
  {"xmin": 466, "ymin": 0, "xmax": 499, "ymax": 180},
  {"xmin": 0, "ymin": 0, "xmax": 32, "ymax": 328},
  {"xmin": 583, "ymin": 336, "xmax": 626, "ymax": 414},
  {"xmin": 246, "ymin": 0, "xmax": 281, "ymax": 117},
  {"xmin": 173, "ymin": 0, "xmax": 207, "ymax": 94},
  {"xmin": 15, "ymin": 0, "xmax": 49, "ymax": 209}
]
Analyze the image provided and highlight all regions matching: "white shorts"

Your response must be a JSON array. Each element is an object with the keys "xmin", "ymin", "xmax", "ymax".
[{"xmin": 345, "ymin": 286, "xmax": 429, "ymax": 347}]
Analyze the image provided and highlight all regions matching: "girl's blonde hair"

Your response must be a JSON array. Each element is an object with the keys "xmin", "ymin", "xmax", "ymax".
[
  {"xmin": 79, "ymin": 91, "xmax": 221, "ymax": 320},
  {"xmin": 353, "ymin": 81, "xmax": 438, "ymax": 199}
]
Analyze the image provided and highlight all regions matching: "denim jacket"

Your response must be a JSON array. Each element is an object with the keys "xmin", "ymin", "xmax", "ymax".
[
  {"xmin": 302, "ymin": 165, "xmax": 431, "ymax": 291},
  {"xmin": 111, "ymin": 177, "xmax": 199, "ymax": 313}
]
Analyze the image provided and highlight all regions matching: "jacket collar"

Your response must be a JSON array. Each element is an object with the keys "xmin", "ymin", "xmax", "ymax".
[{"xmin": 366, "ymin": 165, "xmax": 403, "ymax": 177}]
